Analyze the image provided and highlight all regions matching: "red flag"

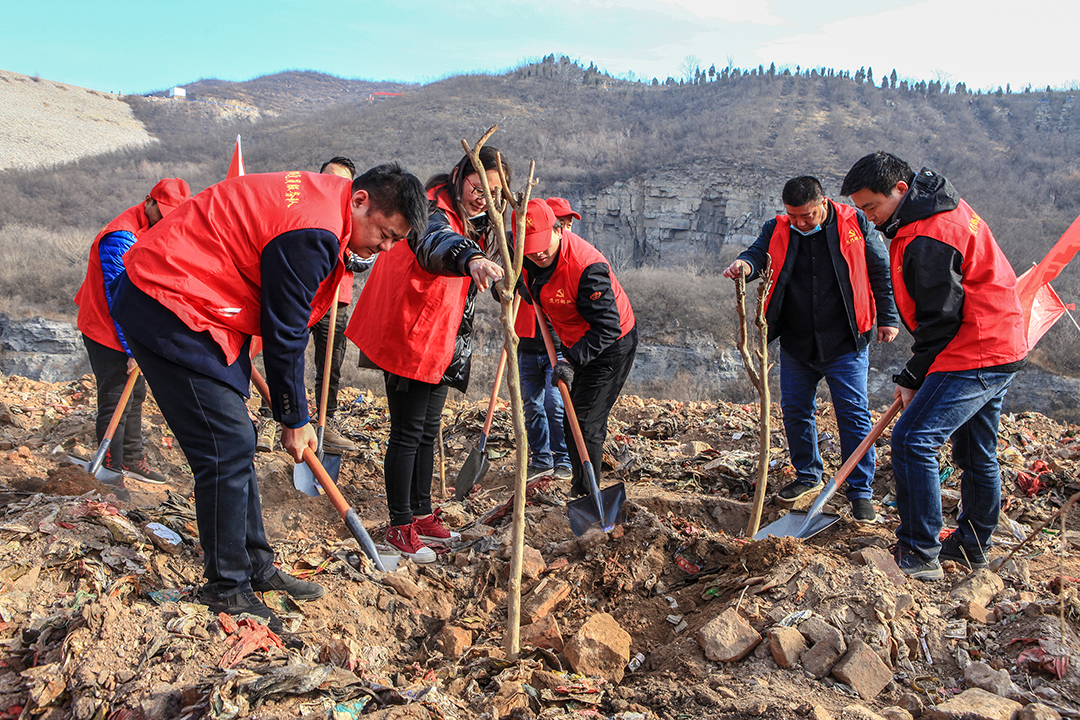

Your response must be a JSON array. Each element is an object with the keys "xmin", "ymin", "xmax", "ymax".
[
  {"xmin": 1015, "ymin": 213, "xmax": 1080, "ymax": 346},
  {"xmin": 226, "ymin": 135, "xmax": 245, "ymax": 179},
  {"xmin": 1022, "ymin": 278, "xmax": 1072, "ymax": 348}
]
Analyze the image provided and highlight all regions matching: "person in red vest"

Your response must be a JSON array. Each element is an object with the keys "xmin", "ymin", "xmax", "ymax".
[
  {"xmin": 111, "ymin": 165, "xmax": 427, "ymax": 630},
  {"xmin": 257, "ymin": 156, "xmax": 368, "ymax": 453},
  {"xmin": 512, "ymin": 197, "xmax": 581, "ymax": 480},
  {"xmin": 723, "ymin": 176, "xmax": 898, "ymax": 523},
  {"xmin": 518, "ymin": 199, "xmax": 637, "ymax": 498},
  {"xmin": 74, "ymin": 178, "xmax": 191, "ymax": 484},
  {"xmin": 843, "ymin": 152, "xmax": 1028, "ymax": 581},
  {"xmin": 347, "ymin": 148, "xmax": 508, "ymax": 564}
]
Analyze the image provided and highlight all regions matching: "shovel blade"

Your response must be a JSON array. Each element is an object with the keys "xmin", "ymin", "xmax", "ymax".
[
  {"xmin": 567, "ymin": 483, "xmax": 627, "ymax": 536},
  {"xmin": 293, "ymin": 450, "xmax": 340, "ymax": 497},
  {"xmin": 68, "ymin": 454, "xmax": 124, "ymax": 484},
  {"xmin": 453, "ymin": 447, "xmax": 489, "ymax": 501},
  {"xmin": 753, "ymin": 510, "xmax": 841, "ymax": 541}
]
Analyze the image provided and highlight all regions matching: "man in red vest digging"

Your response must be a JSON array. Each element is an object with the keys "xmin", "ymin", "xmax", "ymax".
[
  {"xmin": 111, "ymin": 164, "xmax": 427, "ymax": 630},
  {"xmin": 843, "ymin": 152, "xmax": 1028, "ymax": 581},
  {"xmin": 723, "ymin": 176, "xmax": 898, "ymax": 523}
]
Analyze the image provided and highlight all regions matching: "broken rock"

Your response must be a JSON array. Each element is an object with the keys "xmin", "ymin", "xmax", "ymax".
[
  {"xmin": 925, "ymin": 688, "xmax": 1022, "ymax": 720},
  {"xmin": 518, "ymin": 614, "xmax": 564, "ymax": 652},
  {"xmin": 831, "ymin": 639, "xmax": 893, "ymax": 701},
  {"xmin": 564, "ymin": 612, "xmax": 632, "ymax": 684},
  {"xmin": 949, "ymin": 570, "xmax": 1004, "ymax": 608},
  {"xmin": 439, "ymin": 625, "xmax": 473, "ymax": 658},
  {"xmin": 963, "ymin": 662, "xmax": 1014, "ymax": 698},
  {"xmin": 697, "ymin": 607, "xmax": 762, "ymax": 663},
  {"xmin": 766, "ymin": 626, "xmax": 806, "ymax": 669},
  {"xmin": 1019, "ymin": 704, "xmax": 1063, "ymax": 720},
  {"xmin": 522, "ymin": 578, "xmax": 572, "ymax": 624}
]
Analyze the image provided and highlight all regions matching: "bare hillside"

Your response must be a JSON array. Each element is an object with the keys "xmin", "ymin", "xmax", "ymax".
[{"xmin": 0, "ymin": 70, "xmax": 153, "ymax": 171}]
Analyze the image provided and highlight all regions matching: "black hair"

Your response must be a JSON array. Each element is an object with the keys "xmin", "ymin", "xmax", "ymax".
[
  {"xmin": 320, "ymin": 156, "xmax": 356, "ymax": 178},
  {"xmin": 426, "ymin": 146, "xmax": 513, "ymax": 240},
  {"xmin": 781, "ymin": 176, "xmax": 824, "ymax": 207},
  {"xmin": 841, "ymin": 151, "xmax": 916, "ymax": 196},
  {"xmin": 353, "ymin": 163, "xmax": 428, "ymax": 241}
]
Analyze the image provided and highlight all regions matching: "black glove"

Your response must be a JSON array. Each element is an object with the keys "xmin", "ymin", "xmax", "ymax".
[
  {"xmin": 552, "ymin": 360, "xmax": 575, "ymax": 387},
  {"xmin": 345, "ymin": 252, "xmax": 375, "ymax": 274}
]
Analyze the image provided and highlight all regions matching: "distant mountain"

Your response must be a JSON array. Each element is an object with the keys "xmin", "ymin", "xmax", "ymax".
[{"xmin": 147, "ymin": 71, "xmax": 413, "ymax": 115}]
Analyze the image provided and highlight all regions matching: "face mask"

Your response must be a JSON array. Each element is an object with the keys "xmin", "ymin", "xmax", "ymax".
[{"xmin": 792, "ymin": 224, "xmax": 821, "ymax": 237}]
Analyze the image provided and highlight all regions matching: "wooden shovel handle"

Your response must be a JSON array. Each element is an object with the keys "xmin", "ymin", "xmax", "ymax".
[
  {"xmin": 302, "ymin": 446, "xmax": 349, "ymax": 516},
  {"xmin": 830, "ymin": 398, "xmax": 903, "ymax": 490},
  {"xmin": 532, "ymin": 303, "xmax": 591, "ymax": 463},
  {"xmin": 104, "ymin": 367, "xmax": 141, "ymax": 440}
]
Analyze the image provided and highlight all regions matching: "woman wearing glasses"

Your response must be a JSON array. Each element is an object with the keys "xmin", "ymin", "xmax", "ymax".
[{"xmin": 347, "ymin": 148, "xmax": 510, "ymax": 563}]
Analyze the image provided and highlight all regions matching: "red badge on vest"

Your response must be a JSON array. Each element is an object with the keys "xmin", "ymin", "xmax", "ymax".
[{"xmin": 590, "ymin": 291, "xmax": 601, "ymax": 300}]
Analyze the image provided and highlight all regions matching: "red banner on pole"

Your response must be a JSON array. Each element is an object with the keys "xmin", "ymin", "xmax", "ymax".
[
  {"xmin": 1015, "ymin": 213, "xmax": 1080, "ymax": 348},
  {"xmin": 226, "ymin": 135, "xmax": 245, "ymax": 179}
]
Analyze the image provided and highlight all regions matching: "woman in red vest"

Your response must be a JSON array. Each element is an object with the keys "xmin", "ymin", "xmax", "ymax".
[{"xmin": 347, "ymin": 148, "xmax": 510, "ymax": 563}]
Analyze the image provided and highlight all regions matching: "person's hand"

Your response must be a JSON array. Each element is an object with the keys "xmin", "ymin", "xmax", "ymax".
[
  {"xmin": 468, "ymin": 257, "xmax": 504, "ymax": 292},
  {"xmin": 553, "ymin": 360, "xmax": 575, "ymax": 387},
  {"xmin": 126, "ymin": 357, "xmax": 138, "ymax": 374},
  {"xmin": 894, "ymin": 384, "xmax": 916, "ymax": 410},
  {"xmin": 878, "ymin": 326, "xmax": 899, "ymax": 343},
  {"xmin": 722, "ymin": 260, "xmax": 751, "ymax": 279},
  {"xmin": 281, "ymin": 423, "xmax": 319, "ymax": 463}
]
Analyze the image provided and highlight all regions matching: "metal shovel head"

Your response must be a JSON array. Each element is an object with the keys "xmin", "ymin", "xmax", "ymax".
[
  {"xmin": 293, "ymin": 440, "xmax": 340, "ymax": 497},
  {"xmin": 568, "ymin": 482, "xmax": 627, "ymax": 536},
  {"xmin": 753, "ymin": 509, "xmax": 841, "ymax": 541},
  {"xmin": 453, "ymin": 446, "xmax": 490, "ymax": 501},
  {"xmin": 67, "ymin": 454, "xmax": 124, "ymax": 484}
]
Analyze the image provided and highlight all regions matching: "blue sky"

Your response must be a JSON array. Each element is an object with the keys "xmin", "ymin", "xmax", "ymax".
[{"xmin": 4, "ymin": 0, "xmax": 1077, "ymax": 95}]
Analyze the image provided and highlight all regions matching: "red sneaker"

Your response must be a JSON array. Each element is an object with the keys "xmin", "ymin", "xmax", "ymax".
[
  {"xmin": 385, "ymin": 523, "xmax": 436, "ymax": 564},
  {"xmin": 414, "ymin": 510, "xmax": 461, "ymax": 543}
]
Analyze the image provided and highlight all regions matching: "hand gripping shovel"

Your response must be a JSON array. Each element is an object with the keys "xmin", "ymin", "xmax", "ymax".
[
  {"xmin": 71, "ymin": 367, "xmax": 140, "ymax": 483},
  {"xmin": 534, "ymin": 305, "xmax": 626, "ymax": 536},
  {"xmin": 294, "ymin": 287, "xmax": 343, "ymax": 496},
  {"xmin": 454, "ymin": 348, "xmax": 507, "ymax": 500},
  {"xmin": 454, "ymin": 296, "xmax": 518, "ymax": 501},
  {"xmin": 753, "ymin": 398, "xmax": 902, "ymax": 541},
  {"xmin": 302, "ymin": 447, "xmax": 386, "ymax": 572}
]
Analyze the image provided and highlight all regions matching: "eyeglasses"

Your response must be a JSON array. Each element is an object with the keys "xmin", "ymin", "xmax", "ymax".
[{"xmin": 466, "ymin": 176, "xmax": 500, "ymax": 199}]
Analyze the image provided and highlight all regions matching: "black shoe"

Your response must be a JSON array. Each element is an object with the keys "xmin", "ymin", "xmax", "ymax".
[
  {"xmin": 939, "ymin": 532, "xmax": 989, "ymax": 569},
  {"xmin": 123, "ymin": 459, "xmax": 168, "ymax": 485},
  {"xmin": 777, "ymin": 479, "xmax": 824, "ymax": 502},
  {"xmin": 527, "ymin": 465, "xmax": 554, "ymax": 478},
  {"xmin": 251, "ymin": 569, "xmax": 326, "ymax": 601},
  {"xmin": 197, "ymin": 588, "xmax": 283, "ymax": 633},
  {"xmin": 850, "ymin": 498, "xmax": 877, "ymax": 523},
  {"xmin": 896, "ymin": 552, "xmax": 944, "ymax": 581}
]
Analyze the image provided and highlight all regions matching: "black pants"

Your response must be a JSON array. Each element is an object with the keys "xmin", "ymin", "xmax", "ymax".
[
  {"xmin": 83, "ymin": 335, "xmax": 146, "ymax": 467},
  {"xmin": 311, "ymin": 303, "xmax": 350, "ymax": 419},
  {"xmin": 127, "ymin": 336, "xmax": 275, "ymax": 598},
  {"xmin": 565, "ymin": 329, "xmax": 638, "ymax": 495},
  {"xmin": 383, "ymin": 373, "xmax": 449, "ymax": 527}
]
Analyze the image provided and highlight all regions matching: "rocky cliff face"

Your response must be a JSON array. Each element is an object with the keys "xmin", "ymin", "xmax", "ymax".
[
  {"xmin": 0, "ymin": 315, "xmax": 89, "ymax": 383},
  {"xmin": 574, "ymin": 161, "xmax": 796, "ymax": 268}
]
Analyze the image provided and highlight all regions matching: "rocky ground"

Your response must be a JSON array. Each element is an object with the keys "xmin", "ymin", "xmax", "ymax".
[{"xmin": 0, "ymin": 372, "xmax": 1079, "ymax": 720}]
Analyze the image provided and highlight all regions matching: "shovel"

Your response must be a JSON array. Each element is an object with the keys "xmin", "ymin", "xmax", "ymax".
[
  {"xmin": 753, "ymin": 398, "xmax": 902, "ymax": 541},
  {"xmin": 294, "ymin": 287, "xmax": 343, "ymax": 496},
  {"xmin": 301, "ymin": 447, "xmax": 386, "ymax": 572},
  {"xmin": 533, "ymin": 304, "xmax": 626, "ymax": 536},
  {"xmin": 453, "ymin": 348, "xmax": 506, "ymax": 500},
  {"xmin": 70, "ymin": 367, "xmax": 140, "ymax": 483},
  {"xmin": 454, "ymin": 295, "xmax": 519, "ymax": 501}
]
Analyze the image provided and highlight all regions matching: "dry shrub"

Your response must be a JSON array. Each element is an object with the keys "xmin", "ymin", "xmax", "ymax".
[{"xmin": 0, "ymin": 223, "xmax": 89, "ymax": 317}]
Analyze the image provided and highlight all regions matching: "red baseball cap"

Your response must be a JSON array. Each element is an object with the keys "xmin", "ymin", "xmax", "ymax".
[
  {"xmin": 149, "ymin": 178, "xmax": 191, "ymax": 217},
  {"xmin": 545, "ymin": 196, "xmax": 580, "ymax": 221},
  {"xmin": 514, "ymin": 199, "xmax": 557, "ymax": 255}
]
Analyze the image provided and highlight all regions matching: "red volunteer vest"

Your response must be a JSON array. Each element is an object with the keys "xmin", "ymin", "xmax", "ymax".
[
  {"xmin": 891, "ymin": 200, "xmax": 1027, "ymax": 373},
  {"xmin": 531, "ymin": 231, "xmax": 634, "ymax": 349},
  {"xmin": 346, "ymin": 186, "xmax": 474, "ymax": 383},
  {"xmin": 766, "ymin": 200, "xmax": 875, "ymax": 334},
  {"xmin": 124, "ymin": 172, "xmax": 352, "ymax": 364},
  {"xmin": 75, "ymin": 203, "xmax": 150, "ymax": 351}
]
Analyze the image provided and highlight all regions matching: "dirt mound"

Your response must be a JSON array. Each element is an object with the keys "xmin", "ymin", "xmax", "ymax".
[{"xmin": 1, "ymin": 374, "xmax": 1079, "ymax": 719}]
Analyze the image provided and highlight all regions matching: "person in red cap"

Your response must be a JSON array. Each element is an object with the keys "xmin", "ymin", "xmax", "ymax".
[
  {"xmin": 110, "ymin": 164, "xmax": 428, "ymax": 631},
  {"xmin": 74, "ymin": 178, "xmax": 191, "ymax": 484},
  {"xmin": 347, "ymin": 147, "xmax": 509, "ymax": 564},
  {"xmin": 518, "ymin": 199, "xmax": 637, "ymax": 498},
  {"xmin": 511, "ymin": 197, "xmax": 585, "ymax": 480}
]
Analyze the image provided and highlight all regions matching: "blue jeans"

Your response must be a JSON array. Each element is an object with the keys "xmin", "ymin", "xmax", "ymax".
[
  {"xmin": 891, "ymin": 368, "xmax": 1016, "ymax": 562},
  {"xmin": 779, "ymin": 346, "xmax": 874, "ymax": 500},
  {"xmin": 518, "ymin": 347, "xmax": 569, "ymax": 470}
]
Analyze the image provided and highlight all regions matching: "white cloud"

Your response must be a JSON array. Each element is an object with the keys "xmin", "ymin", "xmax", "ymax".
[
  {"xmin": 653, "ymin": 0, "xmax": 783, "ymax": 24},
  {"xmin": 756, "ymin": 0, "xmax": 1080, "ymax": 90}
]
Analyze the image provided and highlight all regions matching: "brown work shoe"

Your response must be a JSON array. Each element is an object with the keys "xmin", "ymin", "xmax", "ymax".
[
  {"xmin": 256, "ymin": 420, "xmax": 277, "ymax": 452},
  {"xmin": 322, "ymin": 425, "xmax": 357, "ymax": 452}
]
